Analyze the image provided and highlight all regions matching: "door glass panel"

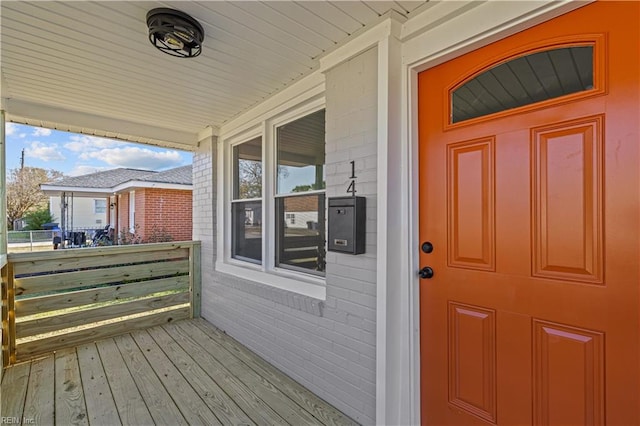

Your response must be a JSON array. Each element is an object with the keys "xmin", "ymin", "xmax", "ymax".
[{"xmin": 452, "ymin": 46, "xmax": 593, "ymax": 123}]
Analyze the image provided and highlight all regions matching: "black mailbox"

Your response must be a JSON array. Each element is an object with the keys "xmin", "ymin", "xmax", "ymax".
[{"xmin": 328, "ymin": 196, "xmax": 366, "ymax": 254}]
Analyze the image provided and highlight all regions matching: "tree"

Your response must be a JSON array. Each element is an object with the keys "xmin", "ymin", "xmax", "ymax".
[
  {"xmin": 237, "ymin": 160, "xmax": 289, "ymax": 198},
  {"xmin": 24, "ymin": 207, "xmax": 56, "ymax": 230},
  {"xmin": 291, "ymin": 181, "xmax": 326, "ymax": 192},
  {"xmin": 238, "ymin": 160, "xmax": 262, "ymax": 199},
  {"xmin": 291, "ymin": 184, "xmax": 312, "ymax": 193},
  {"xmin": 6, "ymin": 167, "xmax": 64, "ymax": 228}
]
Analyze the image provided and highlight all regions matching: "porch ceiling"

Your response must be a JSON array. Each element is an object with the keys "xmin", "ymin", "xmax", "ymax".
[{"xmin": 1, "ymin": 1, "xmax": 428, "ymax": 150}]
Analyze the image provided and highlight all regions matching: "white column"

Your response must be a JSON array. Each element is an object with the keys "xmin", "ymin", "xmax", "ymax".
[{"xmin": 1, "ymin": 110, "xmax": 7, "ymax": 266}]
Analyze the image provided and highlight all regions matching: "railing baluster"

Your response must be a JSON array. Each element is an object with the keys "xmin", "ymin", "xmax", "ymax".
[
  {"xmin": 190, "ymin": 242, "xmax": 201, "ymax": 318},
  {"xmin": 5, "ymin": 261, "xmax": 16, "ymax": 365},
  {"xmin": 1, "ymin": 261, "xmax": 9, "ymax": 368}
]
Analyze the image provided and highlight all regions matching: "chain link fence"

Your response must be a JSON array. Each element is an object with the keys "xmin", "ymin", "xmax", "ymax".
[
  {"xmin": 8, "ymin": 229, "xmax": 103, "ymax": 252},
  {"xmin": 8, "ymin": 230, "xmax": 54, "ymax": 244}
]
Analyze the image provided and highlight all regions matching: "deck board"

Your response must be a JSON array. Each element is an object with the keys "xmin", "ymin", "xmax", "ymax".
[
  {"xmin": 113, "ymin": 333, "xmax": 188, "ymax": 425},
  {"xmin": 174, "ymin": 320, "xmax": 322, "ymax": 425},
  {"xmin": 1, "ymin": 318, "xmax": 358, "ymax": 426},
  {"xmin": 147, "ymin": 326, "xmax": 256, "ymax": 425},
  {"xmin": 130, "ymin": 329, "xmax": 223, "ymax": 425},
  {"xmin": 95, "ymin": 338, "xmax": 155, "ymax": 426},
  {"xmin": 76, "ymin": 343, "xmax": 121, "ymax": 425},
  {"xmin": 1, "ymin": 361, "xmax": 30, "ymax": 422},
  {"xmin": 54, "ymin": 347, "xmax": 88, "ymax": 425},
  {"xmin": 23, "ymin": 356, "xmax": 55, "ymax": 425},
  {"xmin": 192, "ymin": 317, "xmax": 358, "ymax": 426},
  {"xmin": 165, "ymin": 322, "xmax": 289, "ymax": 425}
]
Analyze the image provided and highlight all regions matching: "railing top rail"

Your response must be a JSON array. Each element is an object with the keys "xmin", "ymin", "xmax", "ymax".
[{"xmin": 7, "ymin": 240, "xmax": 201, "ymax": 263}]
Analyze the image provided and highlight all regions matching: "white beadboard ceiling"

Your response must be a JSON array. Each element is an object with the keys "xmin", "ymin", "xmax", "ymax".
[{"xmin": 1, "ymin": 1, "xmax": 429, "ymax": 149}]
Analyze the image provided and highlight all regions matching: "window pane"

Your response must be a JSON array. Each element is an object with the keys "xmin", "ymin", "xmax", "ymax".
[
  {"xmin": 452, "ymin": 46, "xmax": 593, "ymax": 123},
  {"xmin": 94, "ymin": 199, "xmax": 107, "ymax": 214},
  {"xmin": 276, "ymin": 194, "xmax": 325, "ymax": 274},
  {"xmin": 232, "ymin": 201, "xmax": 262, "ymax": 263},
  {"xmin": 234, "ymin": 137, "xmax": 262, "ymax": 199},
  {"xmin": 277, "ymin": 110, "xmax": 325, "ymax": 194}
]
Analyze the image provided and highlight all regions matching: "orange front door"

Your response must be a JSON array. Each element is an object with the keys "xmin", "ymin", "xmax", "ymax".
[{"xmin": 418, "ymin": 2, "xmax": 639, "ymax": 425}]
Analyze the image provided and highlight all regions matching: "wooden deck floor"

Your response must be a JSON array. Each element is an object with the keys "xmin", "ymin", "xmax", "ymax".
[{"xmin": 1, "ymin": 318, "xmax": 358, "ymax": 425}]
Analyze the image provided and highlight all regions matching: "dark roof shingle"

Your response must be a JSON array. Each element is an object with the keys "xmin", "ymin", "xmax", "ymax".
[
  {"xmin": 45, "ymin": 165, "xmax": 192, "ymax": 188},
  {"xmin": 48, "ymin": 168, "xmax": 154, "ymax": 188},
  {"xmin": 139, "ymin": 165, "xmax": 192, "ymax": 185}
]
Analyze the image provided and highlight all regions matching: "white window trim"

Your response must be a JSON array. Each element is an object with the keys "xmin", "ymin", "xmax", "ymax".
[
  {"xmin": 129, "ymin": 191, "xmax": 135, "ymax": 233},
  {"xmin": 109, "ymin": 196, "xmax": 116, "ymax": 228},
  {"xmin": 94, "ymin": 198, "xmax": 107, "ymax": 214},
  {"xmin": 216, "ymin": 96, "xmax": 327, "ymax": 300}
]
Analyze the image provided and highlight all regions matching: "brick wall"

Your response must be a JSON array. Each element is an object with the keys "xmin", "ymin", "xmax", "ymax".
[
  {"xmin": 135, "ymin": 190, "xmax": 145, "ymax": 236},
  {"xmin": 116, "ymin": 188, "xmax": 192, "ymax": 242},
  {"xmin": 196, "ymin": 47, "xmax": 378, "ymax": 424},
  {"xmin": 139, "ymin": 188, "xmax": 192, "ymax": 242}
]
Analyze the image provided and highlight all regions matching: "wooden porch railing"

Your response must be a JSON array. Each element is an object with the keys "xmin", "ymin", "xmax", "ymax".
[{"xmin": 1, "ymin": 241, "xmax": 201, "ymax": 366}]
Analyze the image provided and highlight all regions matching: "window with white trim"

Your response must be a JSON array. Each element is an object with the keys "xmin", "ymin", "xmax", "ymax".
[
  {"xmin": 94, "ymin": 199, "xmax": 107, "ymax": 214},
  {"xmin": 226, "ymin": 108, "xmax": 326, "ymax": 280},
  {"xmin": 275, "ymin": 109, "xmax": 326, "ymax": 275},
  {"xmin": 232, "ymin": 136, "xmax": 262, "ymax": 263}
]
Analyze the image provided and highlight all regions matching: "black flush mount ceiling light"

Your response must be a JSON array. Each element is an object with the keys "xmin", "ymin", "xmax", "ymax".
[{"xmin": 146, "ymin": 8, "xmax": 204, "ymax": 58}]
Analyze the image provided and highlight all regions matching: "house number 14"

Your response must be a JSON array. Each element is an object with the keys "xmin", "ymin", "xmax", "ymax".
[{"xmin": 347, "ymin": 160, "xmax": 357, "ymax": 196}]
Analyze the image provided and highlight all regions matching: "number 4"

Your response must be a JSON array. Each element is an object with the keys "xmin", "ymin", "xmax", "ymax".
[{"xmin": 347, "ymin": 180, "xmax": 356, "ymax": 195}]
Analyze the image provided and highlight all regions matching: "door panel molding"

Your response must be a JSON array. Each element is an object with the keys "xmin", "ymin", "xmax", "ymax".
[
  {"xmin": 531, "ymin": 115, "xmax": 604, "ymax": 284},
  {"xmin": 533, "ymin": 319, "xmax": 605, "ymax": 426},
  {"xmin": 448, "ymin": 302, "xmax": 497, "ymax": 423},
  {"xmin": 447, "ymin": 137, "xmax": 496, "ymax": 271}
]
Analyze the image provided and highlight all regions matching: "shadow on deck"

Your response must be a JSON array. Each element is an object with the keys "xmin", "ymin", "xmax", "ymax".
[{"xmin": 1, "ymin": 318, "xmax": 358, "ymax": 425}]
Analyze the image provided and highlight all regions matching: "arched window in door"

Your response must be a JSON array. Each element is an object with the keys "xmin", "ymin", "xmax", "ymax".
[{"xmin": 451, "ymin": 43, "xmax": 602, "ymax": 124}]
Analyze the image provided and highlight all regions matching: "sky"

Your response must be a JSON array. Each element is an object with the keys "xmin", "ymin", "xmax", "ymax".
[{"xmin": 5, "ymin": 123, "xmax": 192, "ymax": 177}]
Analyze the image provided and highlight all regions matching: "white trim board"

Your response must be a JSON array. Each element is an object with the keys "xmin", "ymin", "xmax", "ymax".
[
  {"xmin": 4, "ymin": 98, "xmax": 199, "ymax": 150},
  {"xmin": 112, "ymin": 181, "xmax": 192, "ymax": 193}
]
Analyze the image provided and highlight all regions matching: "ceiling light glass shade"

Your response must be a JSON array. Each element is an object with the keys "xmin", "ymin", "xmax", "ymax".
[{"xmin": 146, "ymin": 8, "xmax": 204, "ymax": 58}]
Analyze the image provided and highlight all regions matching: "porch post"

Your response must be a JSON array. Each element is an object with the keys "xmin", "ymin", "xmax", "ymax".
[
  {"xmin": 1, "ymin": 110, "xmax": 6, "ymax": 265},
  {"xmin": 1, "ymin": 110, "xmax": 7, "ymax": 372}
]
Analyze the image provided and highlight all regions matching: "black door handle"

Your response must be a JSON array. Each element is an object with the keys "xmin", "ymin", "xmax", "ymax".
[{"xmin": 419, "ymin": 266, "xmax": 434, "ymax": 279}]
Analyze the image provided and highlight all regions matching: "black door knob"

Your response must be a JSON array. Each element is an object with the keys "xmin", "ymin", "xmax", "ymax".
[
  {"xmin": 421, "ymin": 241, "xmax": 434, "ymax": 253},
  {"xmin": 419, "ymin": 266, "xmax": 434, "ymax": 279}
]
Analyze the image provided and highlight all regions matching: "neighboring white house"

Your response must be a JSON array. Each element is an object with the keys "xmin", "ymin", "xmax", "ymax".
[
  {"xmin": 42, "ymin": 166, "xmax": 193, "ymax": 243},
  {"xmin": 49, "ymin": 196, "xmax": 108, "ymax": 230}
]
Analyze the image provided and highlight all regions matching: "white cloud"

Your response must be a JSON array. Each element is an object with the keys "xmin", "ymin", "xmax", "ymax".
[
  {"xmin": 6, "ymin": 123, "xmax": 28, "ymax": 138},
  {"xmin": 82, "ymin": 146, "xmax": 183, "ymax": 170},
  {"xmin": 32, "ymin": 127, "xmax": 52, "ymax": 137},
  {"xmin": 64, "ymin": 135, "xmax": 124, "ymax": 152},
  {"xmin": 5, "ymin": 123, "xmax": 19, "ymax": 135},
  {"xmin": 25, "ymin": 141, "xmax": 66, "ymax": 162},
  {"xmin": 67, "ymin": 165, "xmax": 110, "ymax": 177}
]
